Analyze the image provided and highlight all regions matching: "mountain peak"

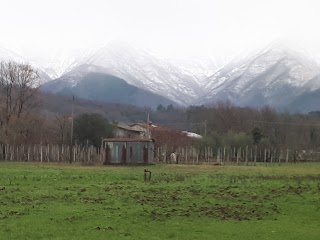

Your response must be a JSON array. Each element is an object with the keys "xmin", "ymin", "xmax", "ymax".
[
  {"xmin": 261, "ymin": 39, "xmax": 314, "ymax": 60},
  {"xmin": 2, "ymin": 40, "xmax": 320, "ymax": 112},
  {"xmin": 0, "ymin": 46, "xmax": 25, "ymax": 62},
  {"xmin": 201, "ymin": 39, "xmax": 320, "ymax": 112}
]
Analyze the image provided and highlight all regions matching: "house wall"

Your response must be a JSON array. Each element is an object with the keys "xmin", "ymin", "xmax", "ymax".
[
  {"xmin": 113, "ymin": 128, "xmax": 141, "ymax": 139},
  {"xmin": 106, "ymin": 142, "xmax": 126, "ymax": 164},
  {"xmin": 131, "ymin": 124, "xmax": 150, "ymax": 138},
  {"xmin": 105, "ymin": 141, "xmax": 155, "ymax": 164}
]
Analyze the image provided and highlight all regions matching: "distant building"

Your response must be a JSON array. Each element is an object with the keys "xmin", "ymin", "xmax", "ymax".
[
  {"xmin": 182, "ymin": 131, "xmax": 203, "ymax": 139},
  {"xmin": 149, "ymin": 125, "xmax": 193, "ymax": 147},
  {"xmin": 103, "ymin": 138, "xmax": 155, "ymax": 164},
  {"xmin": 113, "ymin": 123, "xmax": 149, "ymax": 139},
  {"xmin": 113, "ymin": 122, "xmax": 201, "ymax": 148}
]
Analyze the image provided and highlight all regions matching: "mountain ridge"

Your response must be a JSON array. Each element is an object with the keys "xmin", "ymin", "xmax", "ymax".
[
  {"xmin": 199, "ymin": 42, "xmax": 320, "ymax": 111},
  {"xmin": 1, "ymin": 41, "xmax": 320, "ymax": 112},
  {"xmin": 41, "ymin": 71, "xmax": 176, "ymax": 108}
]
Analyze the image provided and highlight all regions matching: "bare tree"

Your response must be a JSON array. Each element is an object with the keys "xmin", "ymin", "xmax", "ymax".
[
  {"xmin": 54, "ymin": 114, "xmax": 71, "ymax": 144},
  {"xmin": 0, "ymin": 61, "xmax": 40, "ymax": 143}
]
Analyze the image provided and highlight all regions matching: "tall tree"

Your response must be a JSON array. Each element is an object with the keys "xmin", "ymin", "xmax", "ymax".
[
  {"xmin": 74, "ymin": 113, "xmax": 114, "ymax": 147},
  {"xmin": 54, "ymin": 114, "xmax": 71, "ymax": 145},
  {"xmin": 0, "ymin": 61, "xmax": 40, "ymax": 143},
  {"xmin": 251, "ymin": 127, "xmax": 264, "ymax": 144}
]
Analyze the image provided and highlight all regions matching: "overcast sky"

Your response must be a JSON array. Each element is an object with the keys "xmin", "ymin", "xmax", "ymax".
[{"xmin": 1, "ymin": 0, "xmax": 319, "ymax": 59}]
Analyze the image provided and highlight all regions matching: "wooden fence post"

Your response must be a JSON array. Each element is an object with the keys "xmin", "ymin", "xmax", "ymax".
[
  {"xmin": 245, "ymin": 146, "xmax": 248, "ymax": 166},
  {"xmin": 278, "ymin": 150, "xmax": 282, "ymax": 165},
  {"xmin": 236, "ymin": 147, "xmax": 240, "ymax": 165},
  {"xmin": 227, "ymin": 148, "xmax": 230, "ymax": 163},
  {"xmin": 40, "ymin": 144, "xmax": 43, "ymax": 162},
  {"xmin": 192, "ymin": 147, "xmax": 195, "ymax": 165},
  {"xmin": 254, "ymin": 146, "xmax": 257, "ymax": 166}
]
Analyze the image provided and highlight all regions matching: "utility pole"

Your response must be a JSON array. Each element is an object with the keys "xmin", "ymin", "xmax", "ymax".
[
  {"xmin": 147, "ymin": 112, "xmax": 150, "ymax": 139},
  {"xmin": 204, "ymin": 120, "xmax": 207, "ymax": 137},
  {"xmin": 69, "ymin": 95, "xmax": 74, "ymax": 164}
]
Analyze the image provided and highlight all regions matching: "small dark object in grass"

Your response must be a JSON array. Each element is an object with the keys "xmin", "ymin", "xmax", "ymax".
[
  {"xmin": 0, "ymin": 187, "xmax": 5, "ymax": 191},
  {"xmin": 144, "ymin": 169, "xmax": 151, "ymax": 182}
]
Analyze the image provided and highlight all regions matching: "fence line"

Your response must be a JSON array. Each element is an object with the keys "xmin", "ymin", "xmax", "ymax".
[
  {"xmin": 0, "ymin": 144, "xmax": 104, "ymax": 163},
  {"xmin": 0, "ymin": 144, "xmax": 319, "ymax": 164},
  {"xmin": 156, "ymin": 146, "xmax": 320, "ymax": 165}
]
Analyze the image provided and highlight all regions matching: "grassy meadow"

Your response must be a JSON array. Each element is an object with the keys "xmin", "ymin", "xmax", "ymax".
[{"xmin": 0, "ymin": 162, "xmax": 319, "ymax": 239}]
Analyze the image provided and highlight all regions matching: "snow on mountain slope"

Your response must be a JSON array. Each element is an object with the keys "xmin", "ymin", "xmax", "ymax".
[
  {"xmin": 200, "ymin": 42, "xmax": 320, "ymax": 109},
  {"xmin": 63, "ymin": 41, "xmax": 211, "ymax": 106},
  {"xmin": 47, "ymin": 64, "xmax": 110, "ymax": 89},
  {"xmin": 1, "ymin": 42, "xmax": 218, "ymax": 104},
  {"xmin": 28, "ymin": 48, "xmax": 84, "ymax": 79},
  {"xmin": 0, "ymin": 46, "xmax": 52, "ymax": 84},
  {"xmin": 3, "ymin": 40, "xmax": 320, "ymax": 112},
  {"xmin": 41, "ymin": 69, "xmax": 176, "ymax": 108},
  {"xmin": 165, "ymin": 56, "xmax": 220, "ymax": 85},
  {"xmin": 0, "ymin": 47, "xmax": 27, "ymax": 63}
]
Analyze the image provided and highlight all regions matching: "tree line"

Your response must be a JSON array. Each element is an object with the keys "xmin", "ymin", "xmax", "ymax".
[
  {"xmin": 0, "ymin": 61, "xmax": 114, "ymax": 147},
  {"xmin": 185, "ymin": 102, "xmax": 320, "ymax": 150},
  {"xmin": 1, "ymin": 60, "xmax": 320, "ymax": 151}
]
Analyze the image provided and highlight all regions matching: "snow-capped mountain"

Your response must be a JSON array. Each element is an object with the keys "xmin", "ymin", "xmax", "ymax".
[
  {"xmin": 0, "ymin": 47, "xmax": 26, "ymax": 63},
  {"xmin": 62, "ymin": 41, "xmax": 210, "ymax": 106},
  {"xmin": 199, "ymin": 42, "xmax": 320, "ymax": 110},
  {"xmin": 165, "ymin": 56, "xmax": 221, "ymax": 85},
  {"xmin": 1, "ymin": 42, "xmax": 217, "ymax": 106},
  {"xmin": 0, "ymin": 46, "xmax": 52, "ymax": 84},
  {"xmin": 2, "ymin": 40, "xmax": 320, "ymax": 112},
  {"xmin": 41, "ymin": 69, "xmax": 176, "ymax": 108},
  {"xmin": 27, "ymin": 47, "xmax": 88, "ymax": 79}
]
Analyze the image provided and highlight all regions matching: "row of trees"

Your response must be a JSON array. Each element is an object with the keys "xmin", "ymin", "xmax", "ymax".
[
  {"xmin": 0, "ymin": 61, "xmax": 114, "ymax": 146},
  {"xmin": 186, "ymin": 102, "xmax": 320, "ymax": 149},
  {"xmin": 1, "ymin": 60, "xmax": 320, "ymax": 150},
  {"xmin": 30, "ymin": 112, "xmax": 114, "ymax": 147}
]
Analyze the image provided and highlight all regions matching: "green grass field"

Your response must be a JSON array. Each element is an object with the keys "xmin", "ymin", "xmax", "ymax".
[{"xmin": 0, "ymin": 162, "xmax": 319, "ymax": 240}]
